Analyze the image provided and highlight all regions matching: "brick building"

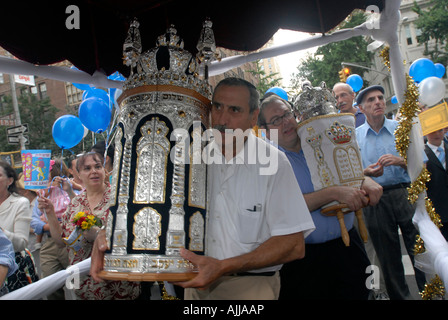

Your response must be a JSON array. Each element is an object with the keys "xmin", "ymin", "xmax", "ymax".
[
  {"xmin": 208, "ymin": 48, "xmax": 260, "ymax": 89},
  {"xmin": 0, "ymin": 47, "xmax": 83, "ymax": 120}
]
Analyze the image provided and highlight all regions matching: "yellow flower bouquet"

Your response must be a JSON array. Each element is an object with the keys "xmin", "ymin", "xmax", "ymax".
[
  {"xmin": 72, "ymin": 211, "xmax": 102, "ymax": 230},
  {"xmin": 63, "ymin": 211, "xmax": 102, "ymax": 252}
]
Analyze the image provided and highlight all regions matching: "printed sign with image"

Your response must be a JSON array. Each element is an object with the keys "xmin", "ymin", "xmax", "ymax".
[{"xmin": 21, "ymin": 150, "xmax": 52, "ymax": 189}]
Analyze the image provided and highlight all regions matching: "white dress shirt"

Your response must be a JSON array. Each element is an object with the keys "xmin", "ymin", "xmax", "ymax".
[
  {"xmin": 427, "ymin": 141, "xmax": 446, "ymax": 169},
  {"xmin": 205, "ymin": 132, "xmax": 315, "ymax": 273}
]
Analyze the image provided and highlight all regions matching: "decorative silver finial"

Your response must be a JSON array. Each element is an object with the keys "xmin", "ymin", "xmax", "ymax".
[
  {"xmin": 157, "ymin": 25, "xmax": 184, "ymax": 48},
  {"xmin": 293, "ymin": 81, "xmax": 337, "ymax": 121},
  {"xmin": 196, "ymin": 18, "xmax": 218, "ymax": 79},
  {"xmin": 123, "ymin": 18, "xmax": 142, "ymax": 75}
]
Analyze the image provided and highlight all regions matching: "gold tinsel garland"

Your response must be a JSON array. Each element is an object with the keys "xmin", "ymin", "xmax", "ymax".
[
  {"xmin": 420, "ymin": 275, "xmax": 446, "ymax": 300},
  {"xmin": 407, "ymin": 168, "xmax": 431, "ymax": 204},
  {"xmin": 380, "ymin": 46, "xmax": 445, "ymax": 299},
  {"xmin": 425, "ymin": 197, "xmax": 443, "ymax": 229},
  {"xmin": 161, "ymin": 284, "xmax": 180, "ymax": 300},
  {"xmin": 379, "ymin": 46, "xmax": 391, "ymax": 71},
  {"xmin": 394, "ymin": 74, "xmax": 421, "ymax": 163},
  {"xmin": 414, "ymin": 235, "xmax": 426, "ymax": 255}
]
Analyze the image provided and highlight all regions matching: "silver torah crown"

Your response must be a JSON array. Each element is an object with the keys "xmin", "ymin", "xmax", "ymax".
[
  {"xmin": 293, "ymin": 81, "xmax": 338, "ymax": 121},
  {"xmin": 122, "ymin": 19, "xmax": 216, "ymax": 99}
]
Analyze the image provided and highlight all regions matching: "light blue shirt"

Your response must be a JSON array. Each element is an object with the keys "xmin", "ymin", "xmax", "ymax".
[
  {"xmin": 278, "ymin": 146, "xmax": 354, "ymax": 244},
  {"xmin": 30, "ymin": 204, "xmax": 46, "ymax": 235},
  {"xmin": 0, "ymin": 229, "xmax": 17, "ymax": 278},
  {"xmin": 356, "ymin": 117, "xmax": 410, "ymax": 186}
]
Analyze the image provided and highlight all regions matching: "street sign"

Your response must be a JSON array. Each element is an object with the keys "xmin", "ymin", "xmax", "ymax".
[
  {"xmin": 0, "ymin": 114, "xmax": 15, "ymax": 126},
  {"xmin": 6, "ymin": 123, "xmax": 28, "ymax": 136},
  {"xmin": 7, "ymin": 135, "xmax": 29, "ymax": 145},
  {"xmin": 0, "ymin": 119, "xmax": 15, "ymax": 126}
]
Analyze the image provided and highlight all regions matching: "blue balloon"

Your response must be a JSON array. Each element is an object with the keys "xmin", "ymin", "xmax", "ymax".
[
  {"xmin": 266, "ymin": 87, "xmax": 288, "ymax": 100},
  {"xmin": 52, "ymin": 115, "xmax": 84, "ymax": 149},
  {"xmin": 70, "ymin": 66, "xmax": 92, "ymax": 91},
  {"xmin": 346, "ymin": 74, "xmax": 363, "ymax": 92},
  {"xmin": 409, "ymin": 58, "xmax": 436, "ymax": 83},
  {"xmin": 391, "ymin": 95, "xmax": 398, "ymax": 104},
  {"xmin": 107, "ymin": 71, "xmax": 126, "ymax": 82},
  {"xmin": 435, "ymin": 63, "xmax": 446, "ymax": 78},
  {"xmin": 79, "ymin": 97, "xmax": 111, "ymax": 133},
  {"xmin": 83, "ymin": 88, "xmax": 110, "ymax": 104}
]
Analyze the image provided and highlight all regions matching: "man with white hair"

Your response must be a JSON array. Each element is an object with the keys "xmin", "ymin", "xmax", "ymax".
[{"xmin": 333, "ymin": 82, "xmax": 365, "ymax": 127}]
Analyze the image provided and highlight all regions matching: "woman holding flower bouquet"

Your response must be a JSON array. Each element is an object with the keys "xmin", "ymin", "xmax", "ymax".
[{"xmin": 38, "ymin": 152, "xmax": 140, "ymax": 300}]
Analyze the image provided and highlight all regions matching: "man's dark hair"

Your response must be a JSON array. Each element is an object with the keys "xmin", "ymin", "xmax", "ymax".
[
  {"xmin": 213, "ymin": 77, "xmax": 260, "ymax": 113},
  {"xmin": 258, "ymin": 94, "xmax": 292, "ymax": 128}
]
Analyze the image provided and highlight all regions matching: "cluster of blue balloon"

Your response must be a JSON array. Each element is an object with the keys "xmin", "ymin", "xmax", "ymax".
[
  {"xmin": 52, "ymin": 68, "xmax": 125, "ymax": 150},
  {"xmin": 408, "ymin": 58, "xmax": 446, "ymax": 107},
  {"xmin": 346, "ymin": 74, "xmax": 364, "ymax": 93},
  {"xmin": 265, "ymin": 87, "xmax": 288, "ymax": 100}
]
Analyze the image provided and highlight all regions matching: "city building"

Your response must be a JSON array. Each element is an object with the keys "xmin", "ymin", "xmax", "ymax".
[
  {"xmin": 259, "ymin": 38, "xmax": 283, "ymax": 86},
  {"xmin": 365, "ymin": 0, "xmax": 446, "ymax": 113},
  {"xmin": 0, "ymin": 47, "xmax": 83, "ymax": 120},
  {"xmin": 209, "ymin": 47, "xmax": 260, "ymax": 89}
]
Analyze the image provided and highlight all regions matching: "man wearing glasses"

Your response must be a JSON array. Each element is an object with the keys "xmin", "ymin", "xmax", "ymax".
[{"xmin": 258, "ymin": 94, "xmax": 382, "ymax": 299}]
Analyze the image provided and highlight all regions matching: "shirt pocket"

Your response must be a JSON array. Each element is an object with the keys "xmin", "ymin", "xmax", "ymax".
[{"xmin": 237, "ymin": 206, "xmax": 263, "ymax": 244}]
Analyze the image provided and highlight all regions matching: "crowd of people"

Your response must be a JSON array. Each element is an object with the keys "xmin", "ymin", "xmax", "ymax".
[{"xmin": 0, "ymin": 76, "xmax": 445, "ymax": 300}]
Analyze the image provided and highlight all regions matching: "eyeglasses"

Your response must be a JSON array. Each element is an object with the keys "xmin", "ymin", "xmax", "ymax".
[{"xmin": 264, "ymin": 111, "xmax": 295, "ymax": 127}]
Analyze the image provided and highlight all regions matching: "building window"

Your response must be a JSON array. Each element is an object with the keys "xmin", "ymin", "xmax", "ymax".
[
  {"xmin": 0, "ymin": 74, "xmax": 4, "ymax": 84},
  {"xmin": 0, "ymin": 95, "xmax": 5, "ymax": 112},
  {"xmin": 65, "ymin": 83, "xmax": 83, "ymax": 106},
  {"xmin": 30, "ymin": 86, "xmax": 38, "ymax": 95},
  {"xmin": 39, "ymin": 83, "xmax": 47, "ymax": 99},
  {"xmin": 415, "ymin": 28, "xmax": 423, "ymax": 44},
  {"xmin": 404, "ymin": 25, "xmax": 413, "ymax": 45}
]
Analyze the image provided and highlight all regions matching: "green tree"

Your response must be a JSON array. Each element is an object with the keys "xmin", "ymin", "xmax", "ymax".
[
  {"xmin": 247, "ymin": 60, "xmax": 283, "ymax": 97},
  {"xmin": 413, "ymin": 0, "xmax": 448, "ymax": 66},
  {"xmin": 0, "ymin": 93, "xmax": 59, "ymax": 153},
  {"xmin": 19, "ymin": 93, "xmax": 59, "ymax": 151},
  {"xmin": 0, "ymin": 95, "xmax": 16, "ymax": 152},
  {"xmin": 290, "ymin": 10, "xmax": 373, "ymax": 92}
]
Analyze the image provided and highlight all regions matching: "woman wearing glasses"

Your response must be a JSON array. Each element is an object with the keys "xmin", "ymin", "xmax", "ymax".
[{"xmin": 38, "ymin": 152, "xmax": 140, "ymax": 300}]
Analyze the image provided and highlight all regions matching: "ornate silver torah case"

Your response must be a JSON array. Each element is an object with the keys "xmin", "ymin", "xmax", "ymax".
[{"xmin": 100, "ymin": 19, "xmax": 215, "ymax": 281}]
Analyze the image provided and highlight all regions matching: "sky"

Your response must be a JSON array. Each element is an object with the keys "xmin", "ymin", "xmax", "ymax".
[{"xmin": 272, "ymin": 29, "xmax": 317, "ymax": 88}]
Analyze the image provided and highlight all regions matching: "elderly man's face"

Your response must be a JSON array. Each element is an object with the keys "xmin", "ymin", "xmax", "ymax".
[
  {"xmin": 359, "ymin": 89, "xmax": 386, "ymax": 120},
  {"xmin": 333, "ymin": 85, "xmax": 355, "ymax": 113}
]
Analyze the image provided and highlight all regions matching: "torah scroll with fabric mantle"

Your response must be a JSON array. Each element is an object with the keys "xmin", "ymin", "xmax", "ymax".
[{"xmin": 293, "ymin": 82, "xmax": 367, "ymax": 246}]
